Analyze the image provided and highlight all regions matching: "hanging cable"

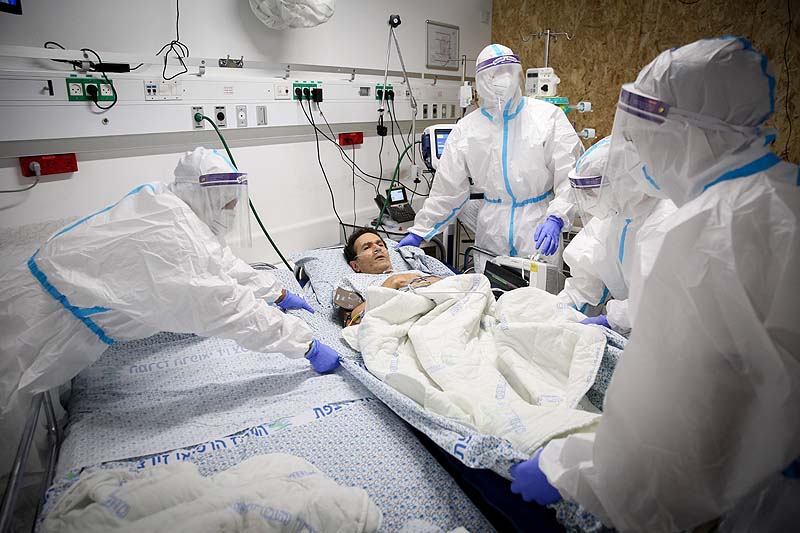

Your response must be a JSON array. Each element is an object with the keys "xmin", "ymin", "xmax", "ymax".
[
  {"xmin": 156, "ymin": 0, "xmax": 190, "ymax": 80},
  {"xmin": 297, "ymin": 95, "xmax": 345, "ymax": 230},
  {"xmin": 193, "ymin": 112, "xmax": 292, "ymax": 270},
  {"xmin": 351, "ymin": 144, "xmax": 357, "ymax": 229},
  {"xmin": 80, "ymin": 48, "xmax": 118, "ymax": 111}
]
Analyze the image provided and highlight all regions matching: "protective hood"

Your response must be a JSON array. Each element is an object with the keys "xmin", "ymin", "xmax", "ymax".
[
  {"xmin": 571, "ymin": 136, "xmax": 655, "ymax": 221},
  {"xmin": 475, "ymin": 44, "xmax": 523, "ymax": 116},
  {"xmin": 249, "ymin": 0, "xmax": 335, "ymax": 30},
  {"xmin": 617, "ymin": 37, "xmax": 777, "ymax": 206},
  {"xmin": 170, "ymin": 147, "xmax": 251, "ymax": 247}
]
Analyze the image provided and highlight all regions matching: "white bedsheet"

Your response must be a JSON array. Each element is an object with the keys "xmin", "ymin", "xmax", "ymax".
[
  {"xmin": 344, "ymin": 274, "xmax": 605, "ymax": 455},
  {"xmin": 41, "ymin": 453, "xmax": 381, "ymax": 533}
]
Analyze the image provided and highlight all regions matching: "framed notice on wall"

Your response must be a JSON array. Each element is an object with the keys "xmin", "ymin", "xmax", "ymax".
[{"xmin": 426, "ymin": 20, "xmax": 459, "ymax": 71}]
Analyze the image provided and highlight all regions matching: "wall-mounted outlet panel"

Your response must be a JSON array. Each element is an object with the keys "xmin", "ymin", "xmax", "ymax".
[
  {"xmin": 214, "ymin": 106, "xmax": 227, "ymax": 127},
  {"xmin": 275, "ymin": 83, "xmax": 291, "ymax": 100},
  {"xmin": 65, "ymin": 76, "xmax": 115, "ymax": 102},
  {"xmin": 375, "ymin": 84, "xmax": 394, "ymax": 101},
  {"xmin": 191, "ymin": 106, "xmax": 204, "ymax": 129},
  {"xmin": 144, "ymin": 80, "xmax": 183, "ymax": 101},
  {"xmin": 292, "ymin": 81, "xmax": 320, "ymax": 100},
  {"xmin": 256, "ymin": 105, "xmax": 268, "ymax": 126},
  {"xmin": 235, "ymin": 105, "xmax": 247, "ymax": 127}
]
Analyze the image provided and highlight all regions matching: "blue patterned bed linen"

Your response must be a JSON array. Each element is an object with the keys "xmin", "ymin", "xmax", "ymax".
[
  {"xmin": 40, "ymin": 391, "xmax": 493, "ymax": 532},
  {"xmin": 269, "ymin": 268, "xmax": 625, "ymax": 532}
]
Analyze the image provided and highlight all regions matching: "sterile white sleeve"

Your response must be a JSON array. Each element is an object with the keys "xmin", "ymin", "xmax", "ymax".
[
  {"xmin": 540, "ymin": 179, "xmax": 800, "ymax": 532},
  {"xmin": 409, "ymin": 125, "xmax": 471, "ymax": 240},
  {"xmin": 39, "ymin": 187, "xmax": 313, "ymax": 359},
  {"xmin": 604, "ymin": 299, "xmax": 630, "ymax": 333},
  {"xmin": 544, "ymin": 108, "xmax": 584, "ymax": 226},
  {"xmin": 558, "ymin": 221, "xmax": 608, "ymax": 311},
  {"xmin": 219, "ymin": 245, "xmax": 284, "ymax": 303}
]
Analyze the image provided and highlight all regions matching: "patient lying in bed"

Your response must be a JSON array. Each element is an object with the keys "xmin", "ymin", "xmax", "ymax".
[{"xmin": 339, "ymin": 228, "xmax": 442, "ymax": 326}]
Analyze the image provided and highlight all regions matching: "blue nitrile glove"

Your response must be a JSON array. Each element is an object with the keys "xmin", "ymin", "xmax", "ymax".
[
  {"xmin": 305, "ymin": 340, "xmax": 341, "ymax": 373},
  {"xmin": 580, "ymin": 314, "xmax": 610, "ymax": 328},
  {"xmin": 509, "ymin": 449, "xmax": 562, "ymax": 505},
  {"xmin": 534, "ymin": 215, "xmax": 564, "ymax": 256},
  {"xmin": 396, "ymin": 233, "xmax": 423, "ymax": 248},
  {"xmin": 276, "ymin": 290, "xmax": 314, "ymax": 313}
]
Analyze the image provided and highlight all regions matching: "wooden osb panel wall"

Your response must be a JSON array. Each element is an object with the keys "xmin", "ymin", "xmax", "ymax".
[{"xmin": 492, "ymin": 0, "xmax": 799, "ymax": 164}]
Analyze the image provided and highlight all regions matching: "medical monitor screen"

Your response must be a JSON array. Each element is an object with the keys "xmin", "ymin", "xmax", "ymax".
[
  {"xmin": 435, "ymin": 129, "xmax": 451, "ymax": 159},
  {"xmin": 0, "ymin": 0, "xmax": 22, "ymax": 14},
  {"xmin": 388, "ymin": 187, "xmax": 407, "ymax": 204}
]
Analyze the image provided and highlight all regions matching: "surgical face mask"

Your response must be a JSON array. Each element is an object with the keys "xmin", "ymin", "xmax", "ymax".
[{"xmin": 477, "ymin": 63, "xmax": 522, "ymax": 113}]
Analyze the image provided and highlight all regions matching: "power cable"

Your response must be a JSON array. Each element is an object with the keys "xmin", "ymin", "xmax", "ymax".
[
  {"xmin": 298, "ymin": 96, "xmax": 346, "ymax": 230},
  {"xmin": 781, "ymin": 0, "xmax": 793, "ymax": 159},
  {"xmin": 156, "ymin": 0, "xmax": 190, "ymax": 80}
]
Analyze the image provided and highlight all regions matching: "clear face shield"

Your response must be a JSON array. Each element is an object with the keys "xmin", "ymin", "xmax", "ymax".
[
  {"xmin": 198, "ymin": 172, "xmax": 252, "ymax": 247},
  {"xmin": 606, "ymin": 84, "xmax": 766, "ymax": 205},
  {"xmin": 568, "ymin": 170, "xmax": 615, "ymax": 233},
  {"xmin": 475, "ymin": 55, "xmax": 523, "ymax": 114}
]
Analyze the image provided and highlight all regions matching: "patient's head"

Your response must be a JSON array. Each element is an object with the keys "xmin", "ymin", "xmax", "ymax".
[{"xmin": 345, "ymin": 228, "xmax": 391, "ymax": 274}]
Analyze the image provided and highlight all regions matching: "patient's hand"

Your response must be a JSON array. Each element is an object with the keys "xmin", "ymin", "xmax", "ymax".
[{"xmin": 381, "ymin": 273, "xmax": 442, "ymax": 290}]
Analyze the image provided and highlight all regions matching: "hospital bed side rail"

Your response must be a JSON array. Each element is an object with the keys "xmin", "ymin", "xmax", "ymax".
[{"xmin": 0, "ymin": 391, "xmax": 62, "ymax": 533}]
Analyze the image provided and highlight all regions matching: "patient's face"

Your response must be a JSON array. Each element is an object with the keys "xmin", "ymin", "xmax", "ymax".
[{"xmin": 349, "ymin": 234, "xmax": 391, "ymax": 274}]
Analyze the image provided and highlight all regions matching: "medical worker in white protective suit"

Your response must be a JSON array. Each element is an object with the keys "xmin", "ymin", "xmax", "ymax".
[
  {"xmin": 0, "ymin": 147, "xmax": 342, "ymax": 476},
  {"xmin": 557, "ymin": 137, "xmax": 676, "ymax": 334},
  {"xmin": 509, "ymin": 37, "xmax": 800, "ymax": 532},
  {"xmin": 397, "ymin": 44, "xmax": 583, "ymax": 268}
]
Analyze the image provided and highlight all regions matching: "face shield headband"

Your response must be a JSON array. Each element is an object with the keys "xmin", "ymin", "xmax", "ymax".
[{"xmin": 475, "ymin": 53, "xmax": 521, "ymax": 75}]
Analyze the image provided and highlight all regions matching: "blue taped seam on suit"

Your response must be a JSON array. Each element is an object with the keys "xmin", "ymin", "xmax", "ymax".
[
  {"xmin": 481, "ymin": 108, "xmax": 494, "ymax": 122},
  {"xmin": 28, "ymin": 252, "xmax": 116, "ymax": 345},
  {"xmin": 51, "ymin": 184, "xmax": 156, "ymax": 240},
  {"xmin": 500, "ymin": 98, "xmax": 526, "ymax": 257},
  {"xmin": 213, "ymin": 149, "xmax": 238, "ymax": 171},
  {"xmin": 575, "ymin": 137, "xmax": 611, "ymax": 173},
  {"xmin": 703, "ymin": 153, "xmax": 780, "ymax": 192},
  {"xmin": 491, "ymin": 44, "xmax": 504, "ymax": 56},
  {"xmin": 29, "ymin": 183, "xmax": 159, "ymax": 345},
  {"xmin": 641, "ymin": 166, "xmax": 661, "ymax": 191},
  {"xmin": 618, "ymin": 218, "xmax": 632, "ymax": 263},
  {"xmin": 483, "ymin": 196, "xmax": 502, "ymax": 204},
  {"xmin": 515, "ymin": 190, "xmax": 553, "ymax": 207},
  {"xmin": 424, "ymin": 197, "xmax": 469, "ymax": 240},
  {"xmin": 579, "ymin": 283, "xmax": 610, "ymax": 315},
  {"xmin": 796, "ymin": 167, "xmax": 799, "ymax": 187}
]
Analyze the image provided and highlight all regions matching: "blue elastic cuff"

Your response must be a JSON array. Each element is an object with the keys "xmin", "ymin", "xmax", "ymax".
[{"xmin": 547, "ymin": 215, "xmax": 564, "ymax": 231}]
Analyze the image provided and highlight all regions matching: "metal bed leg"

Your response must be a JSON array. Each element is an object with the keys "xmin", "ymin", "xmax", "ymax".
[
  {"xmin": 30, "ymin": 391, "xmax": 61, "ymax": 532},
  {"xmin": 0, "ymin": 393, "xmax": 43, "ymax": 533}
]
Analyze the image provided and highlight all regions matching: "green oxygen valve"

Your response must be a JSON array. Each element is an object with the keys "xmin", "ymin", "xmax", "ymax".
[{"xmin": 194, "ymin": 112, "xmax": 204, "ymax": 123}]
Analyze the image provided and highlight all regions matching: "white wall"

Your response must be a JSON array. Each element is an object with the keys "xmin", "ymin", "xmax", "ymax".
[
  {"xmin": 0, "ymin": 0, "xmax": 491, "ymax": 74},
  {"xmin": 0, "ymin": 0, "xmax": 491, "ymax": 263}
]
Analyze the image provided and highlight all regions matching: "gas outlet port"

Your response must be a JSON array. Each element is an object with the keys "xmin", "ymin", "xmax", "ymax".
[{"xmin": 214, "ymin": 106, "xmax": 227, "ymax": 127}]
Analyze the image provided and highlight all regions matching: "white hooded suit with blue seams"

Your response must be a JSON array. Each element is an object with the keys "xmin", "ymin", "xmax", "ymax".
[
  {"xmin": 0, "ymin": 149, "xmax": 314, "ymax": 478},
  {"xmin": 409, "ymin": 44, "xmax": 583, "ymax": 267}
]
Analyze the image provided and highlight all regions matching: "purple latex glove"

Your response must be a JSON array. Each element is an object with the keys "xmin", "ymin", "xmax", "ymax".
[
  {"xmin": 276, "ymin": 290, "xmax": 314, "ymax": 313},
  {"xmin": 580, "ymin": 314, "xmax": 610, "ymax": 328},
  {"xmin": 305, "ymin": 340, "xmax": 341, "ymax": 373},
  {"xmin": 534, "ymin": 215, "xmax": 564, "ymax": 256},
  {"xmin": 396, "ymin": 233, "xmax": 423, "ymax": 248},
  {"xmin": 509, "ymin": 449, "xmax": 562, "ymax": 505}
]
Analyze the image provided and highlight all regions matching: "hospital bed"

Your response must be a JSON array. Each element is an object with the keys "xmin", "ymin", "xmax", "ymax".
[
  {"xmin": 292, "ymin": 237, "xmax": 625, "ymax": 532},
  {"xmin": 0, "ymin": 223, "xmax": 493, "ymax": 533}
]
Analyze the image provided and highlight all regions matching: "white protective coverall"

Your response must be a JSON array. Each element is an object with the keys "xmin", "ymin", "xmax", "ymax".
[
  {"xmin": 0, "ymin": 149, "xmax": 314, "ymax": 474},
  {"xmin": 558, "ymin": 137, "xmax": 676, "ymax": 333},
  {"xmin": 539, "ymin": 37, "xmax": 800, "ymax": 532},
  {"xmin": 409, "ymin": 44, "xmax": 583, "ymax": 268}
]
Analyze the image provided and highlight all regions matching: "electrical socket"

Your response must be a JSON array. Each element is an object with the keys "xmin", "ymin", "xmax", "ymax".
[
  {"xmin": 100, "ymin": 83, "xmax": 114, "ymax": 97},
  {"xmin": 214, "ymin": 106, "xmax": 227, "ymax": 127},
  {"xmin": 191, "ymin": 106, "xmax": 204, "ymax": 129},
  {"xmin": 275, "ymin": 83, "xmax": 291, "ymax": 100},
  {"xmin": 68, "ymin": 83, "xmax": 83, "ymax": 96},
  {"xmin": 422, "ymin": 103, "xmax": 429, "ymax": 119},
  {"xmin": 432, "ymin": 103, "xmax": 438, "ymax": 119},
  {"xmin": 236, "ymin": 105, "xmax": 247, "ymax": 127}
]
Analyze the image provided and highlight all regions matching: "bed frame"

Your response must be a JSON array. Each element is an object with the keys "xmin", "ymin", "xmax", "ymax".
[{"xmin": 0, "ymin": 391, "xmax": 62, "ymax": 533}]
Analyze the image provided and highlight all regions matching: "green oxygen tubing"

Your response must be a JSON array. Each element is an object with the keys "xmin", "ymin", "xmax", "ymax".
[{"xmin": 194, "ymin": 113, "xmax": 292, "ymax": 271}]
